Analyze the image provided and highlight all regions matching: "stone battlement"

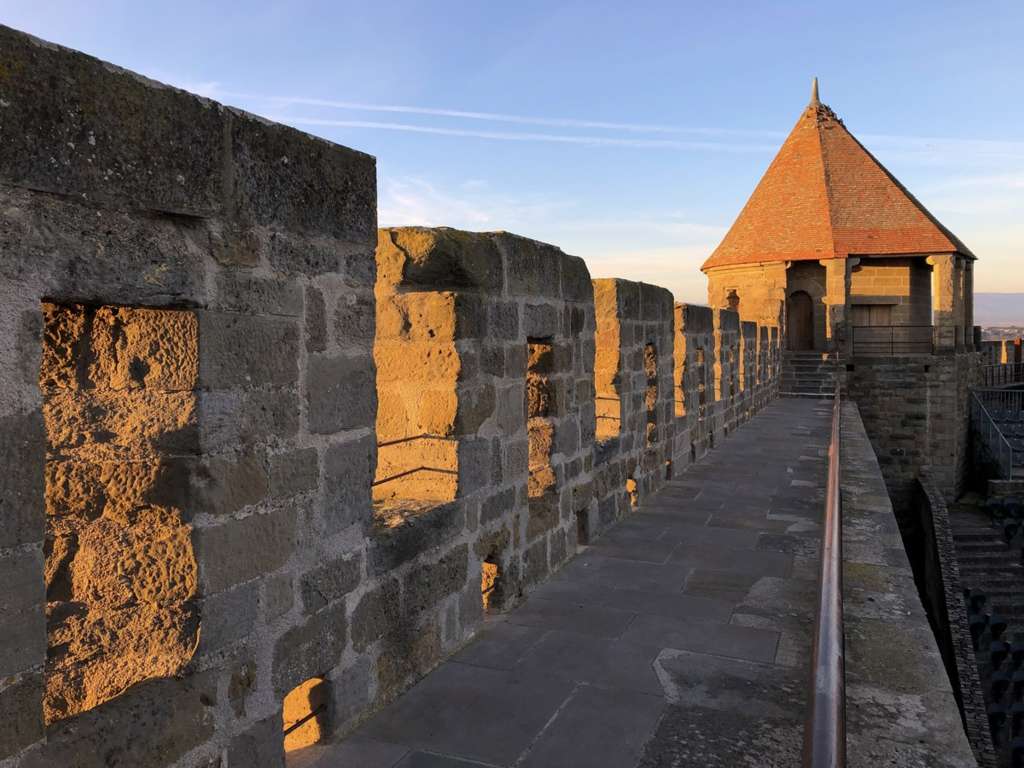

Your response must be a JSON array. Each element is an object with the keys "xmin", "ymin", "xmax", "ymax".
[{"xmin": 0, "ymin": 27, "xmax": 784, "ymax": 767}]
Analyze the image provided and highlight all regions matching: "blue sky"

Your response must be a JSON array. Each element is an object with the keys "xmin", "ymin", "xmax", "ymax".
[{"xmin": 4, "ymin": 1, "xmax": 1022, "ymax": 303}]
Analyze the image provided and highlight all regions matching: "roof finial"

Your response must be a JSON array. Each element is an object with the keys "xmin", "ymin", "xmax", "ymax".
[{"xmin": 810, "ymin": 77, "xmax": 820, "ymax": 105}]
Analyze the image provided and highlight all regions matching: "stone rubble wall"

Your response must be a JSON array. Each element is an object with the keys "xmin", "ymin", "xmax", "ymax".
[
  {"xmin": 590, "ymin": 279, "xmax": 675, "ymax": 539},
  {"xmin": 0, "ymin": 26, "xmax": 784, "ymax": 768},
  {"xmin": 911, "ymin": 477, "xmax": 997, "ymax": 767},
  {"xmin": 712, "ymin": 307, "xmax": 741, "ymax": 440}
]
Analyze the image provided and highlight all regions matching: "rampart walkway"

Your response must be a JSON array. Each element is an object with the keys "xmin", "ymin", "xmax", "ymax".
[{"xmin": 295, "ymin": 398, "xmax": 832, "ymax": 767}]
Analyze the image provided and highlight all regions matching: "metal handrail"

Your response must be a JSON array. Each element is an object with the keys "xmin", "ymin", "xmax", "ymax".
[
  {"xmin": 804, "ymin": 382, "xmax": 845, "ymax": 768},
  {"xmin": 980, "ymin": 362, "xmax": 1024, "ymax": 388},
  {"xmin": 970, "ymin": 391, "xmax": 1016, "ymax": 480},
  {"xmin": 851, "ymin": 324, "xmax": 933, "ymax": 356}
]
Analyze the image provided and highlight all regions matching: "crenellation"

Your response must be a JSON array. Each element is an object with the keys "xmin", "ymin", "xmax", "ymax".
[{"xmin": 14, "ymin": 22, "xmax": 996, "ymax": 768}]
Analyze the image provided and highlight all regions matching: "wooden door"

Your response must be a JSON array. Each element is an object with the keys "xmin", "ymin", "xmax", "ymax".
[{"xmin": 787, "ymin": 291, "xmax": 814, "ymax": 350}]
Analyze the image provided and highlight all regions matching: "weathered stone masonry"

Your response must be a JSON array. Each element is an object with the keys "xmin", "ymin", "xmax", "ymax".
[
  {"xmin": 0, "ymin": 27, "xmax": 784, "ymax": 767},
  {"xmin": 590, "ymin": 279, "xmax": 674, "ymax": 539}
]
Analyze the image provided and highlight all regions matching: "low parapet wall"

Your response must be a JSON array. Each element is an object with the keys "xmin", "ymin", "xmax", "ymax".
[
  {"xmin": 0, "ymin": 26, "xmax": 784, "ymax": 767},
  {"xmin": 840, "ymin": 403, "xmax": 977, "ymax": 767},
  {"xmin": 912, "ymin": 477, "xmax": 996, "ymax": 766}
]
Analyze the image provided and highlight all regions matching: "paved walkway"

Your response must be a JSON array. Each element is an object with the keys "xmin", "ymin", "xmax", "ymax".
[{"xmin": 300, "ymin": 398, "xmax": 832, "ymax": 768}]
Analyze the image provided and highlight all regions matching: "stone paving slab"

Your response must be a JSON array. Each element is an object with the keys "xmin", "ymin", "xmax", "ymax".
[{"xmin": 295, "ymin": 399, "xmax": 831, "ymax": 767}]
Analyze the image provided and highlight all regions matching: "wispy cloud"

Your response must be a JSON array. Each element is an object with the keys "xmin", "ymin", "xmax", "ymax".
[
  {"xmin": 226, "ymin": 91, "xmax": 781, "ymax": 138},
  {"xmin": 378, "ymin": 175, "xmax": 575, "ymax": 230},
  {"xmin": 268, "ymin": 116, "xmax": 776, "ymax": 153}
]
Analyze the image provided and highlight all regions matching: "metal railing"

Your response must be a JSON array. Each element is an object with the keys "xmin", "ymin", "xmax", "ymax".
[
  {"xmin": 974, "ymin": 387, "xmax": 1024, "ymax": 418},
  {"xmin": 980, "ymin": 362, "xmax": 1024, "ymax": 388},
  {"xmin": 804, "ymin": 383, "xmax": 845, "ymax": 768},
  {"xmin": 970, "ymin": 392, "xmax": 1016, "ymax": 480},
  {"xmin": 851, "ymin": 325, "xmax": 933, "ymax": 356}
]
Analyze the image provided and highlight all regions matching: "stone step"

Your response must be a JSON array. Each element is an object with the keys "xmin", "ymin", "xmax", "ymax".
[
  {"xmin": 780, "ymin": 391, "xmax": 835, "ymax": 400},
  {"xmin": 955, "ymin": 540, "xmax": 1009, "ymax": 552},
  {"xmin": 951, "ymin": 527, "xmax": 1002, "ymax": 539},
  {"xmin": 781, "ymin": 374, "xmax": 836, "ymax": 382},
  {"xmin": 958, "ymin": 552, "xmax": 1018, "ymax": 565}
]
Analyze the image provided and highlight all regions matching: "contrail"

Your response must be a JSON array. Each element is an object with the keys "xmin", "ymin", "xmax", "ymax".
[
  {"xmin": 223, "ymin": 91, "xmax": 782, "ymax": 138},
  {"xmin": 267, "ymin": 116, "xmax": 777, "ymax": 153}
]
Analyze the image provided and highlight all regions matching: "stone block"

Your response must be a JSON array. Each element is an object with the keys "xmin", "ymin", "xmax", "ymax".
[
  {"xmin": 0, "ymin": 673, "xmax": 43, "ymax": 759},
  {"xmin": 350, "ymin": 578, "xmax": 402, "ymax": 652},
  {"xmin": 480, "ymin": 487, "xmax": 517, "ymax": 525},
  {"xmin": 0, "ymin": 27, "xmax": 224, "ymax": 216},
  {"xmin": 561, "ymin": 255, "xmax": 593, "ymax": 302},
  {"xmin": 229, "ymin": 109, "xmax": 376, "ymax": 242},
  {"xmin": 264, "ymin": 572, "xmax": 295, "ymax": 623},
  {"xmin": 376, "ymin": 619, "xmax": 442, "ymax": 701},
  {"xmin": 524, "ymin": 538, "xmax": 549, "ymax": 585},
  {"xmin": 404, "ymin": 544, "xmax": 469, "ymax": 616},
  {"xmin": 334, "ymin": 290, "xmax": 376, "ymax": 352},
  {"xmin": 379, "ymin": 228, "xmax": 503, "ymax": 292},
  {"xmin": 330, "ymin": 656, "xmax": 374, "ymax": 727},
  {"xmin": 0, "ymin": 411, "xmax": 44, "ymax": 550},
  {"xmin": 499, "ymin": 234, "xmax": 562, "ymax": 299},
  {"xmin": 489, "ymin": 301, "xmax": 520, "ymax": 340},
  {"xmin": 269, "ymin": 447, "xmax": 320, "ymax": 498},
  {"xmin": 323, "ymin": 435, "xmax": 375, "ymax": 533},
  {"xmin": 198, "ymin": 388, "xmax": 300, "ymax": 452},
  {"xmin": 21, "ymin": 673, "xmax": 217, "ymax": 768},
  {"xmin": 198, "ymin": 312, "xmax": 299, "ymax": 389},
  {"xmin": 188, "ymin": 451, "xmax": 269, "ymax": 518},
  {"xmin": 474, "ymin": 527, "xmax": 511, "ymax": 560},
  {"xmin": 267, "ymin": 230, "xmax": 340, "ymax": 276},
  {"xmin": 196, "ymin": 579, "xmax": 259, "ymax": 654},
  {"xmin": 226, "ymin": 714, "xmax": 285, "ymax": 768},
  {"xmin": 300, "ymin": 553, "xmax": 363, "ymax": 614},
  {"xmin": 307, "ymin": 353, "xmax": 376, "ymax": 434},
  {"xmin": 456, "ymin": 383, "xmax": 496, "ymax": 434},
  {"xmin": 272, "ymin": 600, "xmax": 347, "ymax": 696},
  {"xmin": 369, "ymin": 503, "xmax": 466, "ymax": 574},
  {"xmin": 214, "ymin": 271, "xmax": 303, "ymax": 316},
  {"xmin": 194, "ymin": 506, "xmax": 297, "ymax": 594},
  {"xmin": 457, "ymin": 438, "xmax": 493, "ymax": 495},
  {"xmin": 496, "ymin": 388, "xmax": 525, "ymax": 437},
  {"xmin": 43, "ymin": 389, "xmax": 199, "ymax": 461},
  {"xmin": 454, "ymin": 293, "xmax": 488, "ymax": 340},
  {"xmin": 0, "ymin": 547, "xmax": 45, "ymax": 677},
  {"xmin": 523, "ymin": 303, "xmax": 560, "ymax": 337},
  {"xmin": 305, "ymin": 285, "xmax": 327, "ymax": 353},
  {"xmin": 227, "ymin": 653, "xmax": 257, "ymax": 717}
]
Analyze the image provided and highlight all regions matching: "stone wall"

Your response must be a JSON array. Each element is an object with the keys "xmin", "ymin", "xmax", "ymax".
[
  {"xmin": 704, "ymin": 262, "xmax": 787, "ymax": 330},
  {"xmin": 0, "ymin": 26, "xmax": 785, "ymax": 768},
  {"xmin": 848, "ymin": 256, "xmax": 932, "ymax": 327},
  {"xmin": 911, "ymin": 477, "xmax": 996, "ymax": 767},
  {"xmin": 0, "ymin": 24, "xmax": 378, "ymax": 767},
  {"xmin": 846, "ymin": 351, "xmax": 977, "ymax": 518},
  {"xmin": 840, "ymin": 403, "xmax": 977, "ymax": 767},
  {"xmin": 590, "ymin": 279, "xmax": 675, "ymax": 538},
  {"xmin": 712, "ymin": 307, "xmax": 741, "ymax": 439},
  {"xmin": 672, "ymin": 304, "xmax": 716, "ymax": 464}
]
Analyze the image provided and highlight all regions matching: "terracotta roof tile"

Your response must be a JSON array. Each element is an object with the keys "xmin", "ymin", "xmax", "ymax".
[{"xmin": 703, "ymin": 100, "xmax": 973, "ymax": 271}]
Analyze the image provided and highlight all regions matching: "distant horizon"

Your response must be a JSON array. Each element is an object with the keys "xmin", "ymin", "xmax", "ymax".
[{"xmin": 973, "ymin": 292, "xmax": 1024, "ymax": 327}]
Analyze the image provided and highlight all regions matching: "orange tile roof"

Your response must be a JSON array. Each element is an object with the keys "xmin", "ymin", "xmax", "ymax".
[{"xmin": 702, "ymin": 97, "xmax": 973, "ymax": 271}]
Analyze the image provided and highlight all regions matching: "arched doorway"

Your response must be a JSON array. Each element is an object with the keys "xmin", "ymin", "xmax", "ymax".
[{"xmin": 787, "ymin": 291, "xmax": 814, "ymax": 351}]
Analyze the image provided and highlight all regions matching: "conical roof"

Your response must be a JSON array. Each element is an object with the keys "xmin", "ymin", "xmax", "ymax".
[{"xmin": 702, "ymin": 86, "xmax": 973, "ymax": 271}]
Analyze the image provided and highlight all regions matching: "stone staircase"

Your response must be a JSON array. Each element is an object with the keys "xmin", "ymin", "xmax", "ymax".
[
  {"xmin": 780, "ymin": 351, "xmax": 840, "ymax": 398},
  {"xmin": 951, "ymin": 503, "xmax": 1024, "ymax": 765}
]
